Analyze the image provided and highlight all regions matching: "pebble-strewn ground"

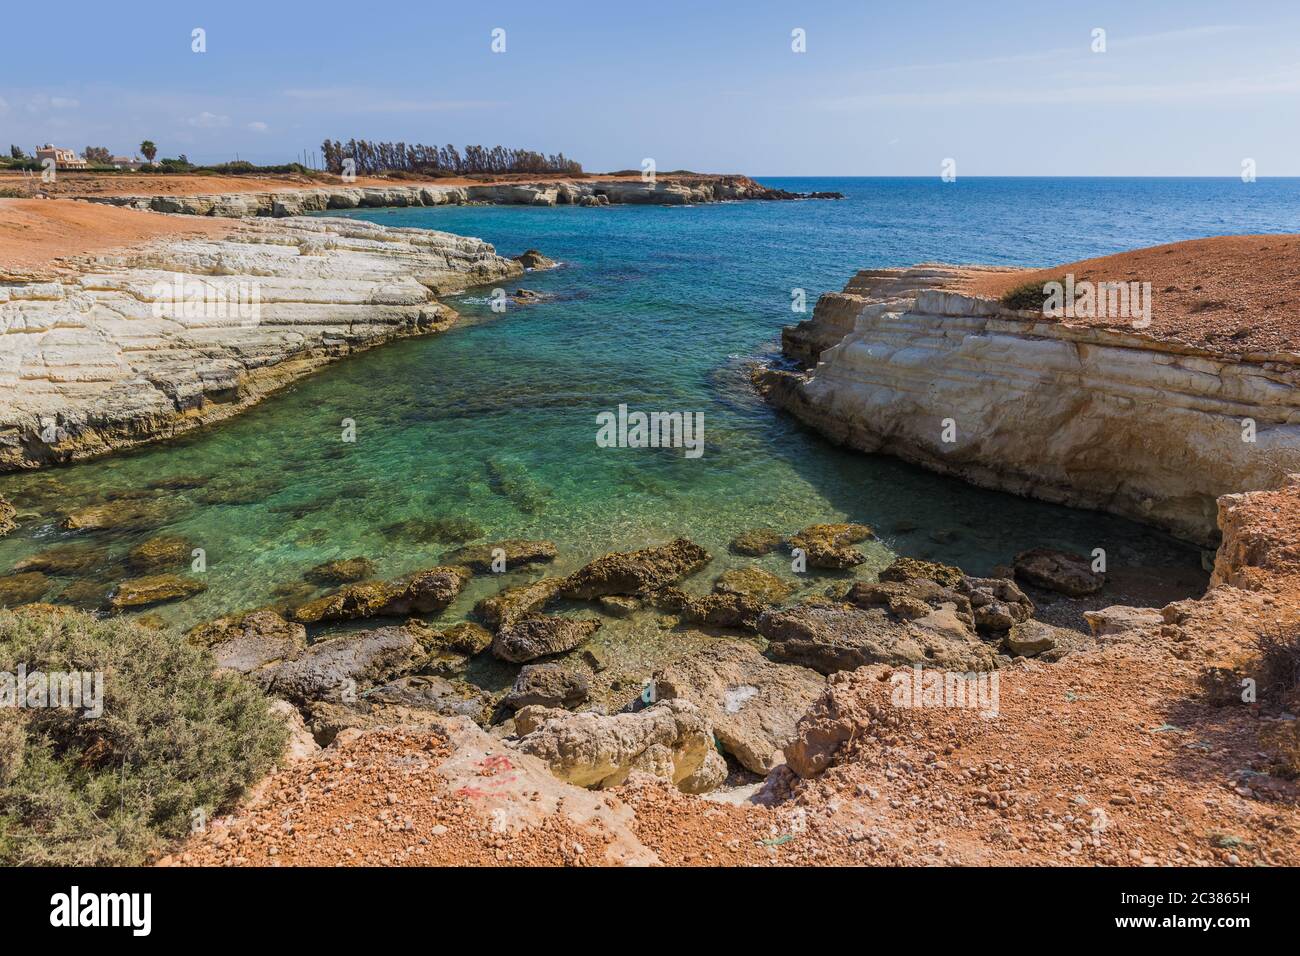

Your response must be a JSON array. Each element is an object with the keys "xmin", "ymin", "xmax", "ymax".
[{"xmin": 971, "ymin": 234, "xmax": 1300, "ymax": 356}]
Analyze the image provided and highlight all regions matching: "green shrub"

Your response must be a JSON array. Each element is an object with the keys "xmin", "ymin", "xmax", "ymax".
[
  {"xmin": 0, "ymin": 606, "xmax": 286, "ymax": 865},
  {"xmin": 1000, "ymin": 275, "xmax": 1066, "ymax": 312}
]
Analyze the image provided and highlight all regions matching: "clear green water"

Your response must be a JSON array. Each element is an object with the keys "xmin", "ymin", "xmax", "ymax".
[{"xmin": 3, "ymin": 177, "xmax": 1251, "ymax": 633}]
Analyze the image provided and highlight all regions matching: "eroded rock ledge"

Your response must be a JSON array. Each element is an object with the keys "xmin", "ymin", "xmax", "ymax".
[
  {"xmin": 0, "ymin": 215, "xmax": 526, "ymax": 470},
  {"xmin": 758, "ymin": 265, "xmax": 1300, "ymax": 546},
  {"xmin": 85, "ymin": 176, "xmax": 835, "ymax": 218}
]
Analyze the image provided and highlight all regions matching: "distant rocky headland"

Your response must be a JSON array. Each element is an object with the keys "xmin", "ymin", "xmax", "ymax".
[{"xmin": 83, "ymin": 175, "xmax": 843, "ymax": 218}]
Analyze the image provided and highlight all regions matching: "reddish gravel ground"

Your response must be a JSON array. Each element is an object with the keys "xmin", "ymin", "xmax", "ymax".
[
  {"xmin": 0, "ymin": 198, "xmax": 235, "ymax": 276},
  {"xmin": 970, "ymin": 235, "xmax": 1300, "ymax": 356}
]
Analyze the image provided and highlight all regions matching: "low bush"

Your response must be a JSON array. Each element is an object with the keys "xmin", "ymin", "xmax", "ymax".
[
  {"xmin": 1000, "ymin": 275, "xmax": 1066, "ymax": 312},
  {"xmin": 0, "ymin": 606, "xmax": 286, "ymax": 865}
]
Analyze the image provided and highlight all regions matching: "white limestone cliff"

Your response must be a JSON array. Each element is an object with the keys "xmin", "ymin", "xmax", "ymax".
[
  {"xmin": 759, "ymin": 268, "xmax": 1300, "ymax": 546},
  {"xmin": 0, "ymin": 216, "xmax": 525, "ymax": 470},
  {"xmin": 84, "ymin": 176, "xmax": 806, "ymax": 218}
]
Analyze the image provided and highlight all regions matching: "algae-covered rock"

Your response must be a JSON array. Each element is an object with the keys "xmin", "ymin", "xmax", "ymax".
[
  {"xmin": 560, "ymin": 538, "xmax": 711, "ymax": 599},
  {"xmin": 787, "ymin": 523, "xmax": 874, "ymax": 569},
  {"xmin": 109, "ymin": 574, "xmax": 206, "ymax": 610}
]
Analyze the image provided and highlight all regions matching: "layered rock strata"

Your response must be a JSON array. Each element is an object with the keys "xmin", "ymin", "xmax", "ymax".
[
  {"xmin": 0, "ymin": 215, "xmax": 524, "ymax": 470},
  {"xmin": 85, "ymin": 176, "xmax": 830, "ymax": 218},
  {"xmin": 759, "ymin": 266, "xmax": 1300, "ymax": 545}
]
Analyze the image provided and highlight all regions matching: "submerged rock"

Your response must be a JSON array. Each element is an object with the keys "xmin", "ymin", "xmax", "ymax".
[
  {"xmin": 485, "ymin": 458, "xmax": 550, "ymax": 514},
  {"xmin": 60, "ymin": 498, "xmax": 176, "ymax": 533},
  {"xmin": 109, "ymin": 573, "xmax": 206, "ymax": 609},
  {"xmin": 12, "ymin": 543, "xmax": 110, "ymax": 575},
  {"xmin": 1014, "ymin": 548, "xmax": 1105, "ymax": 596},
  {"xmin": 305, "ymin": 557, "xmax": 375, "ymax": 585},
  {"xmin": 0, "ymin": 572, "xmax": 50, "ymax": 607},
  {"xmin": 445, "ymin": 539, "xmax": 557, "ymax": 572},
  {"xmin": 559, "ymin": 538, "xmax": 711, "ymax": 599},
  {"xmin": 728, "ymin": 528, "xmax": 783, "ymax": 556},
  {"xmin": 57, "ymin": 578, "xmax": 111, "ymax": 609},
  {"xmin": 597, "ymin": 595, "xmax": 641, "ymax": 618},
  {"xmin": 127, "ymin": 535, "xmax": 194, "ymax": 573},
  {"xmin": 654, "ymin": 641, "xmax": 825, "ymax": 774},
  {"xmin": 0, "ymin": 497, "xmax": 16, "ymax": 537},
  {"xmin": 759, "ymin": 602, "xmax": 997, "ymax": 674},
  {"xmin": 188, "ymin": 609, "xmax": 307, "ymax": 675},
  {"xmin": 382, "ymin": 516, "xmax": 484, "ymax": 544},
  {"xmin": 787, "ymin": 523, "xmax": 874, "ymax": 569},
  {"xmin": 502, "ymin": 663, "xmax": 590, "ymax": 710},
  {"xmin": 491, "ymin": 615, "xmax": 602, "ymax": 663},
  {"xmin": 509, "ymin": 699, "xmax": 726, "ymax": 793}
]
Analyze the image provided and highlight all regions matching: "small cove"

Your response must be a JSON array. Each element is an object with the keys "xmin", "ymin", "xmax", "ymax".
[{"xmin": 9, "ymin": 177, "xmax": 1292, "ymax": 653}]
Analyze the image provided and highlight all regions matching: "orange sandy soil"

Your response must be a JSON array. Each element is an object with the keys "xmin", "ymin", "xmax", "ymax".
[
  {"xmin": 971, "ymin": 235, "xmax": 1300, "ymax": 355},
  {"xmin": 174, "ymin": 485, "xmax": 1300, "ymax": 868},
  {"xmin": 0, "ymin": 169, "xmax": 706, "ymax": 199},
  {"xmin": 0, "ymin": 198, "xmax": 235, "ymax": 277}
]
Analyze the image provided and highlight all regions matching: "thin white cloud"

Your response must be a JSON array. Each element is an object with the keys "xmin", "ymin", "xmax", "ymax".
[
  {"xmin": 49, "ymin": 96, "xmax": 79, "ymax": 109},
  {"xmin": 186, "ymin": 111, "xmax": 231, "ymax": 128},
  {"xmin": 246, "ymin": 120, "xmax": 269, "ymax": 131}
]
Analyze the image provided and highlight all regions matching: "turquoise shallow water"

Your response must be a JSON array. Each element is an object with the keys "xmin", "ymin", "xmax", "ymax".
[{"xmin": 6, "ymin": 177, "xmax": 1297, "ymax": 629}]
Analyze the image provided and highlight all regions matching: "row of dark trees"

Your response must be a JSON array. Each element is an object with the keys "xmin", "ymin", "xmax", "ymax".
[{"xmin": 320, "ymin": 139, "xmax": 583, "ymax": 176}]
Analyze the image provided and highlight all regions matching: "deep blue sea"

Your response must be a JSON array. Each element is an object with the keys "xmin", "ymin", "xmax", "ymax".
[{"xmin": 4, "ymin": 177, "xmax": 1297, "ymax": 638}]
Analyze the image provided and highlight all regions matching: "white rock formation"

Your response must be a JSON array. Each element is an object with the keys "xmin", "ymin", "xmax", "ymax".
[
  {"xmin": 85, "ymin": 176, "xmax": 798, "ymax": 218},
  {"xmin": 760, "ymin": 268, "xmax": 1300, "ymax": 546},
  {"xmin": 0, "ymin": 215, "xmax": 524, "ymax": 469}
]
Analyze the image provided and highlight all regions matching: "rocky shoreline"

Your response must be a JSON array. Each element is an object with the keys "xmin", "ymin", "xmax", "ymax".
[
  {"xmin": 0, "ymin": 215, "xmax": 535, "ymax": 470},
  {"xmin": 83, "ymin": 175, "xmax": 841, "ymax": 219},
  {"xmin": 156, "ymin": 525, "xmax": 1120, "ymax": 796},
  {"xmin": 756, "ymin": 262, "xmax": 1300, "ymax": 547},
  {"xmin": 163, "ymin": 477, "xmax": 1300, "ymax": 865}
]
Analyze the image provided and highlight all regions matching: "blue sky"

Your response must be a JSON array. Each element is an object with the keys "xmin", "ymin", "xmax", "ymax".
[{"xmin": 4, "ymin": 0, "xmax": 1299, "ymax": 174}]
